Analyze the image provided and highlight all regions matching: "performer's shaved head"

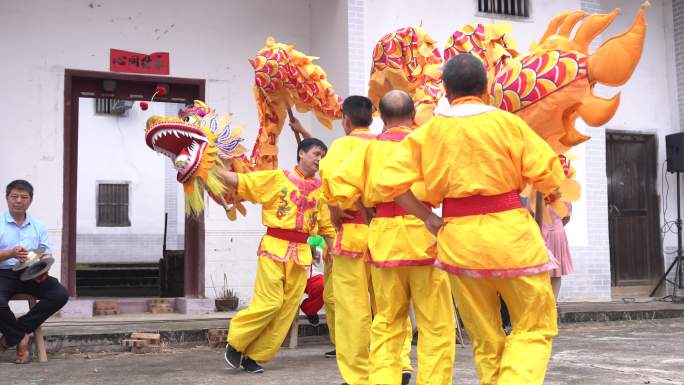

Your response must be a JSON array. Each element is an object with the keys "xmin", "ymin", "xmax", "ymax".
[
  {"xmin": 379, "ymin": 90, "xmax": 415, "ymax": 125},
  {"xmin": 443, "ymin": 54, "xmax": 487, "ymax": 99}
]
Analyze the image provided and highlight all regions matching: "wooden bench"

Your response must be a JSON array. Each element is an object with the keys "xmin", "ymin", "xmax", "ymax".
[{"xmin": 10, "ymin": 294, "xmax": 48, "ymax": 362}]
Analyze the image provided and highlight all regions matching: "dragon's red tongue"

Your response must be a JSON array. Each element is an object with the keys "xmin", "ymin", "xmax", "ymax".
[{"xmin": 178, "ymin": 148, "xmax": 190, "ymax": 157}]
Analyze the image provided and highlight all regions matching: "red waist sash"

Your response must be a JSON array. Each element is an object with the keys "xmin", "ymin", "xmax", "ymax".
[
  {"xmin": 266, "ymin": 227, "xmax": 309, "ymax": 243},
  {"xmin": 375, "ymin": 201, "xmax": 432, "ymax": 218},
  {"xmin": 442, "ymin": 191, "xmax": 522, "ymax": 217},
  {"xmin": 341, "ymin": 210, "xmax": 367, "ymax": 225}
]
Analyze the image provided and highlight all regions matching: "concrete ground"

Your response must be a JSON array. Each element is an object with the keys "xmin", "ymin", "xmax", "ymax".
[{"xmin": 1, "ymin": 319, "xmax": 683, "ymax": 385}]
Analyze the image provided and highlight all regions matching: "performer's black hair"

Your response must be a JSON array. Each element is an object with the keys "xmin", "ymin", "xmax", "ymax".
[
  {"xmin": 6, "ymin": 180, "xmax": 34, "ymax": 199},
  {"xmin": 297, "ymin": 138, "xmax": 328, "ymax": 162},
  {"xmin": 342, "ymin": 95, "xmax": 373, "ymax": 127},
  {"xmin": 443, "ymin": 54, "xmax": 487, "ymax": 98}
]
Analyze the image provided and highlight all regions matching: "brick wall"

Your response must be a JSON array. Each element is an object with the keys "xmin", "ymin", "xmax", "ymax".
[
  {"xmin": 76, "ymin": 234, "xmax": 173, "ymax": 263},
  {"xmin": 347, "ymin": 0, "xmax": 366, "ymax": 95},
  {"xmin": 666, "ymin": 0, "xmax": 684, "ymax": 291},
  {"xmin": 561, "ymin": 126, "xmax": 612, "ymax": 300},
  {"xmin": 559, "ymin": 0, "xmax": 612, "ymax": 301},
  {"xmin": 675, "ymin": 0, "xmax": 684, "ymax": 131}
]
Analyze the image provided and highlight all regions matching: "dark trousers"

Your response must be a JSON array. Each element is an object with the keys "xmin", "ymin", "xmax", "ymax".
[{"xmin": 0, "ymin": 269, "xmax": 69, "ymax": 346}]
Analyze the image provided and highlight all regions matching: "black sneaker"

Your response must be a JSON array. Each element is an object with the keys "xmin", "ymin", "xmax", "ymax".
[
  {"xmin": 307, "ymin": 314, "xmax": 320, "ymax": 325},
  {"xmin": 324, "ymin": 349, "xmax": 336, "ymax": 358},
  {"xmin": 224, "ymin": 344, "xmax": 242, "ymax": 369},
  {"xmin": 241, "ymin": 356, "xmax": 264, "ymax": 374},
  {"xmin": 402, "ymin": 370, "xmax": 412, "ymax": 385}
]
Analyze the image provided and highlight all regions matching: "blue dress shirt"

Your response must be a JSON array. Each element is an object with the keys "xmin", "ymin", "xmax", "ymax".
[{"xmin": 0, "ymin": 211, "xmax": 51, "ymax": 269}]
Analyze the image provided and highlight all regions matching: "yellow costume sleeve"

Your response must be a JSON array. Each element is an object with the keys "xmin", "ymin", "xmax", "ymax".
[
  {"xmin": 325, "ymin": 141, "xmax": 372, "ymax": 209},
  {"xmin": 316, "ymin": 202, "xmax": 338, "ymax": 239},
  {"xmin": 236, "ymin": 170, "xmax": 283, "ymax": 205},
  {"xmin": 372, "ymin": 120, "xmax": 448, "ymax": 203},
  {"xmin": 319, "ymin": 139, "xmax": 346, "ymax": 182},
  {"xmin": 514, "ymin": 116, "xmax": 566, "ymax": 193}
]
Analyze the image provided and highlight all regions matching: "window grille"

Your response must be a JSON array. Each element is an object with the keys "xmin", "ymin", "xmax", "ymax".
[
  {"xmin": 478, "ymin": 0, "xmax": 529, "ymax": 18},
  {"xmin": 95, "ymin": 98, "xmax": 133, "ymax": 116},
  {"xmin": 97, "ymin": 183, "xmax": 131, "ymax": 227}
]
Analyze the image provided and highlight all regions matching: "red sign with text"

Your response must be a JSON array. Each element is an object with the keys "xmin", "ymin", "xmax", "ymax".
[{"xmin": 110, "ymin": 49, "xmax": 170, "ymax": 75}]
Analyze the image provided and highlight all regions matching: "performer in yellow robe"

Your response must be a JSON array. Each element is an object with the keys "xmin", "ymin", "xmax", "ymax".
[
  {"xmin": 297, "ymin": 96, "xmax": 414, "ymax": 385},
  {"xmin": 327, "ymin": 91, "xmax": 454, "ymax": 385},
  {"xmin": 375, "ymin": 55, "xmax": 565, "ymax": 385},
  {"xmin": 219, "ymin": 137, "xmax": 336, "ymax": 374}
]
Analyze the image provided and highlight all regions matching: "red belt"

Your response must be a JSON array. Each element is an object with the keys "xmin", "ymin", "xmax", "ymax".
[
  {"xmin": 266, "ymin": 227, "xmax": 309, "ymax": 243},
  {"xmin": 442, "ymin": 191, "xmax": 522, "ymax": 217},
  {"xmin": 375, "ymin": 201, "xmax": 431, "ymax": 218},
  {"xmin": 341, "ymin": 210, "xmax": 367, "ymax": 225}
]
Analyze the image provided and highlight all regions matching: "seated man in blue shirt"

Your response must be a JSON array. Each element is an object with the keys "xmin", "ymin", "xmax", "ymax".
[{"xmin": 0, "ymin": 180, "xmax": 68, "ymax": 363}]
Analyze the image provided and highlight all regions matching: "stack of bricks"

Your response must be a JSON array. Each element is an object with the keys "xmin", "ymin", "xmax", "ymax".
[
  {"xmin": 147, "ymin": 299, "xmax": 174, "ymax": 314},
  {"xmin": 94, "ymin": 300, "xmax": 120, "ymax": 316},
  {"xmin": 207, "ymin": 328, "xmax": 228, "ymax": 348},
  {"xmin": 122, "ymin": 332, "xmax": 161, "ymax": 354}
]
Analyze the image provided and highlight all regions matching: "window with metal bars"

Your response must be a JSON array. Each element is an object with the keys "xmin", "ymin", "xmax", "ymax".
[
  {"xmin": 478, "ymin": 0, "xmax": 530, "ymax": 18},
  {"xmin": 95, "ymin": 98, "xmax": 133, "ymax": 116},
  {"xmin": 96, "ymin": 183, "xmax": 131, "ymax": 227}
]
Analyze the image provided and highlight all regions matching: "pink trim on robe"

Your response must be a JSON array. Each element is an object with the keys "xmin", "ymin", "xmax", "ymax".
[{"xmin": 434, "ymin": 259, "xmax": 558, "ymax": 278}]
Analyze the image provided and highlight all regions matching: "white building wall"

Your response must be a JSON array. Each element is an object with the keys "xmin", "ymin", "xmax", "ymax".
[
  {"xmin": 0, "ymin": 0, "xmax": 330, "ymax": 302},
  {"xmin": 1, "ymin": 0, "xmax": 678, "ymax": 303},
  {"xmin": 75, "ymin": 100, "xmax": 186, "ymax": 263}
]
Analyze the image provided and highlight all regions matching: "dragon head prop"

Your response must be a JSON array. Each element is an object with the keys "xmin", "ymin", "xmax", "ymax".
[
  {"xmin": 445, "ymin": 2, "xmax": 649, "ymax": 153},
  {"xmin": 144, "ymin": 100, "xmax": 250, "ymax": 219}
]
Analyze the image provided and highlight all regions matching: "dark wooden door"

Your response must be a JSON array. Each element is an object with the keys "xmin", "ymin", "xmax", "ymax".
[{"xmin": 607, "ymin": 132, "xmax": 663, "ymax": 287}]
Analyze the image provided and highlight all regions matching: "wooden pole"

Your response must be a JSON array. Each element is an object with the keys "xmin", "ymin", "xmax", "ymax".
[
  {"xmin": 534, "ymin": 191, "xmax": 544, "ymax": 227},
  {"xmin": 287, "ymin": 107, "xmax": 303, "ymax": 144}
]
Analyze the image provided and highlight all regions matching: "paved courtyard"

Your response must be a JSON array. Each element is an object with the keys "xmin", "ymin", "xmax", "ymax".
[{"xmin": 1, "ymin": 318, "xmax": 683, "ymax": 385}]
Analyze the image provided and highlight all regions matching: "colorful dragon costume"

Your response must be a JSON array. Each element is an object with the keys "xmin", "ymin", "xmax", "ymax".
[
  {"xmin": 144, "ymin": 38, "xmax": 342, "ymax": 219},
  {"xmin": 371, "ymin": 3, "xmax": 648, "ymax": 220},
  {"xmin": 145, "ymin": 101, "xmax": 250, "ymax": 219},
  {"xmin": 368, "ymin": 26, "xmax": 444, "ymax": 125},
  {"xmin": 446, "ymin": 2, "xmax": 649, "ymax": 153},
  {"xmin": 250, "ymin": 37, "xmax": 343, "ymax": 170}
]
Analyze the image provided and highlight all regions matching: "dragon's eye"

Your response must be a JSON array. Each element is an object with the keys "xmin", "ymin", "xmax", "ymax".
[{"xmin": 183, "ymin": 115, "xmax": 198, "ymax": 124}]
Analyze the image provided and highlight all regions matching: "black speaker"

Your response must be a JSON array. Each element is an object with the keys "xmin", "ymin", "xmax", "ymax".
[{"xmin": 666, "ymin": 133, "xmax": 684, "ymax": 172}]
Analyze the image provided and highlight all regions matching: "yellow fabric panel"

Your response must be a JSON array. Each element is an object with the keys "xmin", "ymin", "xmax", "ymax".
[
  {"xmin": 227, "ymin": 256, "xmax": 308, "ymax": 362},
  {"xmin": 375, "ymin": 111, "xmax": 564, "ymax": 201},
  {"xmin": 333, "ymin": 256, "xmax": 373, "ymax": 385},
  {"xmin": 323, "ymin": 260, "xmax": 335, "ymax": 345},
  {"xmin": 375, "ymin": 107, "xmax": 565, "ymax": 272},
  {"xmin": 325, "ymin": 140, "xmax": 373, "ymax": 209},
  {"xmin": 320, "ymin": 129, "xmax": 375, "ymax": 210},
  {"xmin": 236, "ymin": 170, "xmax": 284, "ymax": 205},
  {"xmin": 316, "ymin": 203, "xmax": 338, "ymax": 239},
  {"xmin": 450, "ymin": 273, "xmax": 556, "ymax": 385},
  {"xmin": 333, "ymin": 222, "xmax": 369, "ymax": 258},
  {"xmin": 369, "ymin": 265, "xmax": 454, "ymax": 385},
  {"xmin": 368, "ymin": 215, "xmax": 435, "ymax": 264},
  {"xmin": 238, "ymin": 169, "xmax": 327, "ymax": 266}
]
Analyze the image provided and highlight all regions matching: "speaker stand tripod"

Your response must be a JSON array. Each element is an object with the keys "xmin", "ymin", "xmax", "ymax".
[{"xmin": 650, "ymin": 171, "xmax": 684, "ymax": 302}]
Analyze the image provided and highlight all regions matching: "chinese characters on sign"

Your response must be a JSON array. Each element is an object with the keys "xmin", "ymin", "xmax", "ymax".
[{"xmin": 110, "ymin": 49, "xmax": 170, "ymax": 75}]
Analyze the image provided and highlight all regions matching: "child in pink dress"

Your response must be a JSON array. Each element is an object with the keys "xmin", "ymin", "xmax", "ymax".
[{"xmin": 542, "ymin": 202, "xmax": 574, "ymax": 299}]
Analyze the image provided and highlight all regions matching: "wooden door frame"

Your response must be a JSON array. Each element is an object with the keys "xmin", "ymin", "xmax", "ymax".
[
  {"xmin": 606, "ymin": 130, "xmax": 664, "ymax": 286},
  {"xmin": 62, "ymin": 69, "xmax": 206, "ymax": 297}
]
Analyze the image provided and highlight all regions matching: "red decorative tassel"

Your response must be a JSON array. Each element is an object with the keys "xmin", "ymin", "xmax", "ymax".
[{"xmin": 140, "ymin": 101, "xmax": 149, "ymax": 111}]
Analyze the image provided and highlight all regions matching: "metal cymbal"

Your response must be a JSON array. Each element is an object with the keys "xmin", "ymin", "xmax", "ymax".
[
  {"xmin": 20, "ymin": 257, "xmax": 54, "ymax": 281},
  {"xmin": 12, "ymin": 247, "xmax": 46, "ymax": 271}
]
